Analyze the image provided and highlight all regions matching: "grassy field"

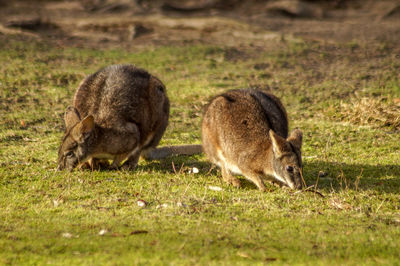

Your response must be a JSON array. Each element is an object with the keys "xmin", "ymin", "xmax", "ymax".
[{"xmin": 0, "ymin": 35, "xmax": 399, "ymax": 265}]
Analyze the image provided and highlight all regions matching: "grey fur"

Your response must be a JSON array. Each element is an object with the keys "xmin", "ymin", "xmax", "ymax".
[
  {"xmin": 142, "ymin": 144, "xmax": 202, "ymax": 160},
  {"xmin": 201, "ymin": 89, "xmax": 303, "ymax": 191}
]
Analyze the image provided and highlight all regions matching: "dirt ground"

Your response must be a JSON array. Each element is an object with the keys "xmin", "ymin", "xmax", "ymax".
[{"xmin": 1, "ymin": 0, "xmax": 399, "ymax": 49}]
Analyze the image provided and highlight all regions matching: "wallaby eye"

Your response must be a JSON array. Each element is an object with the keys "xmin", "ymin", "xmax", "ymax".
[
  {"xmin": 156, "ymin": 85, "xmax": 164, "ymax": 93},
  {"xmin": 286, "ymin": 166, "xmax": 294, "ymax": 173},
  {"xmin": 65, "ymin": 151, "xmax": 74, "ymax": 158}
]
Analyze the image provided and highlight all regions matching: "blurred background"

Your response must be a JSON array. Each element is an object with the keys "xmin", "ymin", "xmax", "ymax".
[{"xmin": 1, "ymin": 0, "xmax": 399, "ymax": 49}]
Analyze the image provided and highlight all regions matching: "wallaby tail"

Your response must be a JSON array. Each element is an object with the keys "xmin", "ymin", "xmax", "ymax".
[{"xmin": 141, "ymin": 144, "xmax": 203, "ymax": 160}]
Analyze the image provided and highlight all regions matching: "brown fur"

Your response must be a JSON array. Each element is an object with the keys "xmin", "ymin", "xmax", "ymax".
[
  {"xmin": 57, "ymin": 64, "xmax": 169, "ymax": 171},
  {"xmin": 201, "ymin": 89, "xmax": 303, "ymax": 191}
]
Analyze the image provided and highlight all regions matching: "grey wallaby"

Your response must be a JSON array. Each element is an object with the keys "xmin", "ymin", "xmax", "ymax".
[
  {"xmin": 57, "ymin": 64, "xmax": 201, "ymax": 171},
  {"xmin": 201, "ymin": 89, "xmax": 303, "ymax": 191}
]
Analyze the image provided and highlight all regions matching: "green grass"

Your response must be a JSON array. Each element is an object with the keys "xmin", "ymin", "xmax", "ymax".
[{"xmin": 0, "ymin": 36, "xmax": 399, "ymax": 265}]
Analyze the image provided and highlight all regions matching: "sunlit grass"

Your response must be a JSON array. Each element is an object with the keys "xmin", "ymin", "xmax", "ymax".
[{"xmin": 0, "ymin": 36, "xmax": 399, "ymax": 265}]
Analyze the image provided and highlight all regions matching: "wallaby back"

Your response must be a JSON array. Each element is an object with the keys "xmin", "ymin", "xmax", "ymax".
[
  {"xmin": 57, "ymin": 64, "xmax": 169, "ymax": 170},
  {"xmin": 202, "ymin": 89, "xmax": 303, "ymax": 191}
]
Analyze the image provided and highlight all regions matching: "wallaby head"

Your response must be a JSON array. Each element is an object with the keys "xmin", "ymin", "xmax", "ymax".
[
  {"xmin": 269, "ymin": 129, "xmax": 303, "ymax": 189},
  {"xmin": 57, "ymin": 106, "xmax": 96, "ymax": 171}
]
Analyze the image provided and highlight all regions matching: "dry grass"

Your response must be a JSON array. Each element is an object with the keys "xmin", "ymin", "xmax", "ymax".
[{"xmin": 338, "ymin": 97, "xmax": 400, "ymax": 130}]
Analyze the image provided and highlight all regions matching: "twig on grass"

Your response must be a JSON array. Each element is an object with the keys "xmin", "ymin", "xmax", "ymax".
[
  {"xmin": 294, "ymin": 185, "xmax": 325, "ymax": 198},
  {"xmin": 354, "ymin": 168, "xmax": 363, "ymax": 191},
  {"xmin": 178, "ymin": 162, "xmax": 185, "ymax": 175},
  {"xmin": 299, "ymin": 168, "xmax": 307, "ymax": 188},
  {"xmin": 171, "ymin": 161, "xmax": 185, "ymax": 175},
  {"xmin": 206, "ymin": 164, "xmax": 216, "ymax": 175},
  {"xmin": 172, "ymin": 161, "xmax": 177, "ymax": 174}
]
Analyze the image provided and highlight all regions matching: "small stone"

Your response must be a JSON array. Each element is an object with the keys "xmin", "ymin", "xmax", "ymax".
[
  {"xmin": 53, "ymin": 199, "xmax": 62, "ymax": 207},
  {"xmin": 98, "ymin": 229, "xmax": 108, "ymax": 236},
  {"xmin": 208, "ymin": 186, "xmax": 222, "ymax": 191},
  {"xmin": 62, "ymin": 232, "xmax": 73, "ymax": 238},
  {"xmin": 156, "ymin": 203, "xmax": 169, "ymax": 209},
  {"xmin": 137, "ymin": 200, "xmax": 147, "ymax": 207}
]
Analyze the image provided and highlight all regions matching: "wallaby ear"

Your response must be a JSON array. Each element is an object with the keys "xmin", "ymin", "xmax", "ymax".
[
  {"xmin": 269, "ymin": 130, "xmax": 286, "ymax": 157},
  {"xmin": 79, "ymin": 115, "xmax": 95, "ymax": 136},
  {"xmin": 64, "ymin": 106, "xmax": 81, "ymax": 130},
  {"xmin": 287, "ymin": 129, "xmax": 303, "ymax": 151},
  {"xmin": 75, "ymin": 115, "xmax": 95, "ymax": 141}
]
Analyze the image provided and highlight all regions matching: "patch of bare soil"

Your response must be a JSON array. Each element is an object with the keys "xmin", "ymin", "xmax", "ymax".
[{"xmin": 0, "ymin": 0, "xmax": 399, "ymax": 49}]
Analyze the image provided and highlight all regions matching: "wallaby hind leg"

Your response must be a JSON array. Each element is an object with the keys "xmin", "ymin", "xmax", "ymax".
[
  {"xmin": 110, "ymin": 154, "xmax": 128, "ymax": 169},
  {"xmin": 221, "ymin": 165, "xmax": 241, "ymax": 188},
  {"xmin": 111, "ymin": 126, "xmax": 140, "ymax": 170}
]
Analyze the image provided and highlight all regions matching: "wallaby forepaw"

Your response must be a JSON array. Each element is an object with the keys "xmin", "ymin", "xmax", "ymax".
[
  {"xmin": 120, "ymin": 163, "xmax": 138, "ymax": 171},
  {"xmin": 78, "ymin": 162, "xmax": 92, "ymax": 170},
  {"xmin": 109, "ymin": 164, "xmax": 119, "ymax": 170},
  {"xmin": 231, "ymin": 179, "xmax": 241, "ymax": 188},
  {"xmin": 257, "ymin": 183, "xmax": 267, "ymax": 192}
]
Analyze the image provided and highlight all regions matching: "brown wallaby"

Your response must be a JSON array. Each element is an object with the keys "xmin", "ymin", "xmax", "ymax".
[
  {"xmin": 57, "ymin": 64, "xmax": 170, "ymax": 170},
  {"xmin": 201, "ymin": 89, "xmax": 303, "ymax": 191}
]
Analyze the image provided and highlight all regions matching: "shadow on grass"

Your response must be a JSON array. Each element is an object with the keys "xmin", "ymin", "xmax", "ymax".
[
  {"xmin": 138, "ymin": 156, "xmax": 262, "ymax": 191},
  {"xmin": 138, "ymin": 155, "xmax": 215, "ymax": 174},
  {"xmin": 303, "ymin": 161, "xmax": 400, "ymax": 193},
  {"xmin": 88, "ymin": 156, "xmax": 400, "ymax": 193},
  {"xmin": 153, "ymin": 158, "xmax": 400, "ymax": 193}
]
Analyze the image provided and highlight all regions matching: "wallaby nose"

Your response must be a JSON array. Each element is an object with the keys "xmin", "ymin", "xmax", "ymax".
[
  {"xmin": 286, "ymin": 180, "xmax": 296, "ymax": 190},
  {"xmin": 294, "ymin": 176, "xmax": 304, "ymax": 190},
  {"xmin": 287, "ymin": 178, "xmax": 302, "ymax": 190}
]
